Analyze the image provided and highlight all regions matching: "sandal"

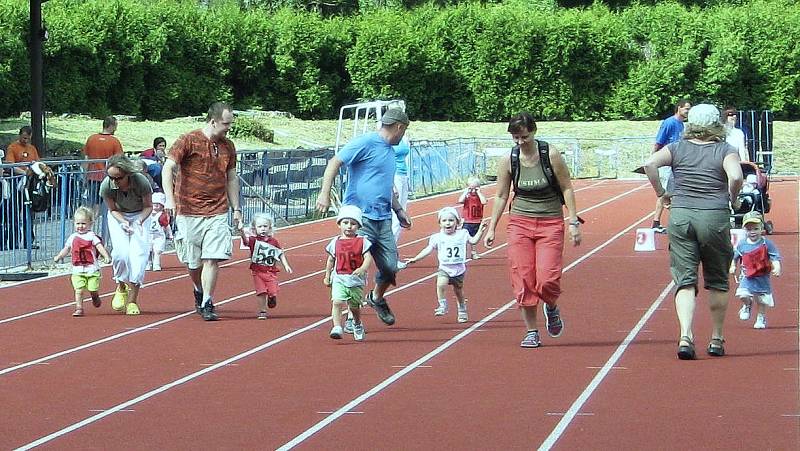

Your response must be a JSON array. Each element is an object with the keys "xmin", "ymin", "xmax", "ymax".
[
  {"xmin": 72, "ymin": 308, "xmax": 84, "ymax": 317},
  {"xmin": 677, "ymin": 336, "xmax": 695, "ymax": 360},
  {"xmin": 707, "ymin": 337, "xmax": 725, "ymax": 357}
]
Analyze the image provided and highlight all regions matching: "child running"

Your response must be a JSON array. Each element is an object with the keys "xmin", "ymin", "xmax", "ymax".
[
  {"xmin": 239, "ymin": 213, "xmax": 293, "ymax": 320},
  {"xmin": 404, "ymin": 206, "xmax": 485, "ymax": 322},
  {"xmin": 458, "ymin": 176, "xmax": 487, "ymax": 259},
  {"xmin": 147, "ymin": 192, "xmax": 172, "ymax": 271},
  {"xmin": 323, "ymin": 205, "xmax": 373, "ymax": 341},
  {"xmin": 53, "ymin": 207, "xmax": 111, "ymax": 317},
  {"xmin": 731, "ymin": 211, "xmax": 782, "ymax": 329}
]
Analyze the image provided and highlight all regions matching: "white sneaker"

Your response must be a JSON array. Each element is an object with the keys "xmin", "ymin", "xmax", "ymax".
[
  {"xmin": 753, "ymin": 314, "xmax": 767, "ymax": 329},
  {"xmin": 457, "ymin": 303, "xmax": 468, "ymax": 323},
  {"xmin": 738, "ymin": 303, "xmax": 752, "ymax": 321},
  {"xmin": 434, "ymin": 300, "xmax": 448, "ymax": 316},
  {"xmin": 330, "ymin": 325, "xmax": 343, "ymax": 339},
  {"xmin": 353, "ymin": 323, "xmax": 365, "ymax": 341},
  {"xmin": 344, "ymin": 313, "xmax": 354, "ymax": 334},
  {"xmin": 152, "ymin": 264, "xmax": 162, "ymax": 271},
  {"xmin": 471, "ymin": 251, "xmax": 480, "ymax": 260},
  {"xmin": 396, "ymin": 261, "xmax": 408, "ymax": 270}
]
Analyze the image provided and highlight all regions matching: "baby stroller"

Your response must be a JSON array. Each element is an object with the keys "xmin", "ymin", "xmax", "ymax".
[{"xmin": 731, "ymin": 161, "xmax": 773, "ymax": 233}]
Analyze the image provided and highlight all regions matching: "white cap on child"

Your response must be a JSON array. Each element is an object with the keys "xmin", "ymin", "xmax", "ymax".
[
  {"xmin": 152, "ymin": 192, "xmax": 166, "ymax": 205},
  {"xmin": 337, "ymin": 205, "xmax": 363, "ymax": 226},
  {"xmin": 438, "ymin": 206, "xmax": 461, "ymax": 223}
]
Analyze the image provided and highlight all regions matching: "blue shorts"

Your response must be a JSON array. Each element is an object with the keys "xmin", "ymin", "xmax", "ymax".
[
  {"xmin": 463, "ymin": 222, "xmax": 481, "ymax": 237},
  {"xmin": 359, "ymin": 217, "xmax": 398, "ymax": 286}
]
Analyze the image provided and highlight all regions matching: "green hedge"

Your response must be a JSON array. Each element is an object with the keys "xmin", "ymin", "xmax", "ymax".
[{"xmin": 0, "ymin": 0, "xmax": 797, "ymax": 120}]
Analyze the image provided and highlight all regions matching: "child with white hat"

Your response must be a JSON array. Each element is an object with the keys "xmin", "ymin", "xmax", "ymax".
[
  {"xmin": 730, "ymin": 211, "xmax": 782, "ymax": 329},
  {"xmin": 404, "ymin": 206, "xmax": 485, "ymax": 322},
  {"xmin": 147, "ymin": 191, "xmax": 172, "ymax": 271},
  {"xmin": 323, "ymin": 205, "xmax": 373, "ymax": 341}
]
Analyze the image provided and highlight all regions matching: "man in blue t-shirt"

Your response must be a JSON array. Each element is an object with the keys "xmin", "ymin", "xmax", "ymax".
[
  {"xmin": 317, "ymin": 108, "xmax": 412, "ymax": 326},
  {"xmin": 651, "ymin": 99, "xmax": 691, "ymax": 233}
]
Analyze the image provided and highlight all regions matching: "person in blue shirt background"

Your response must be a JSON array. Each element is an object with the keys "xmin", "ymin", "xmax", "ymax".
[
  {"xmin": 651, "ymin": 99, "xmax": 691, "ymax": 233},
  {"xmin": 391, "ymin": 136, "xmax": 411, "ymax": 243}
]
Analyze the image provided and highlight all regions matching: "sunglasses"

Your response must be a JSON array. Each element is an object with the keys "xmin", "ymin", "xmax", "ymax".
[{"xmin": 726, "ymin": 112, "xmax": 737, "ymax": 117}]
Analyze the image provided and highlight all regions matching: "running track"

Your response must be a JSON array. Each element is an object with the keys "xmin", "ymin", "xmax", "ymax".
[{"xmin": 1, "ymin": 179, "xmax": 797, "ymax": 450}]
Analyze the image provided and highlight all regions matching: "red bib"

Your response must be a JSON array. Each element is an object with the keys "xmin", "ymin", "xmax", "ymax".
[
  {"xmin": 462, "ymin": 193, "xmax": 484, "ymax": 223},
  {"xmin": 71, "ymin": 236, "xmax": 96, "ymax": 266},
  {"xmin": 742, "ymin": 244, "xmax": 771, "ymax": 277},
  {"xmin": 335, "ymin": 237, "xmax": 365, "ymax": 275}
]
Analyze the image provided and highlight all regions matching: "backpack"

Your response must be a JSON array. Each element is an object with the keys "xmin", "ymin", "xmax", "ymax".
[
  {"xmin": 510, "ymin": 140, "xmax": 584, "ymax": 223},
  {"xmin": 24, "ymin": 171, "xmax": 54, "ymax": 213}
]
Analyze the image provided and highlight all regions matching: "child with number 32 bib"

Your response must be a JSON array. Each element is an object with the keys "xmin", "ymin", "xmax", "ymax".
[
  {"xmin": 405, "ymin": 206, "xmax": 484, "ymax": 323},
  {"xmin": 239, "ymin": 213, "xmax": 293, "ymax": 320}
]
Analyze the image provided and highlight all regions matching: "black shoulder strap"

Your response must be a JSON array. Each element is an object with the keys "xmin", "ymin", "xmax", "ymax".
[
  {"xmin": 536, "ymin": 140, "xmax": 566, "ymax": 206},
  {"xmin": 510, "ymin": 144, "xmax": 521, "ymax": 193}
]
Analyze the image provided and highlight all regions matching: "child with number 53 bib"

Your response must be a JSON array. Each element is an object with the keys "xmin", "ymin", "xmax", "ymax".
[{"xmin": 239, "ymin": 213, "xmax": 293, "ymax": 320}]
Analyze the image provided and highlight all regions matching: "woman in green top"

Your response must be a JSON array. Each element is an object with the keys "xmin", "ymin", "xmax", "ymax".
[
  {"xmin": 100, "ymin": 154, "xmax": 153, "ymax": 316},
  {"xmin": 484, "ymin": 112, "xmax": 582, "ymax": 348}
]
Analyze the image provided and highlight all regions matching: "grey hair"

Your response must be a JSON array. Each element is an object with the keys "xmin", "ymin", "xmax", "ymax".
[
  {"xmin": 106, "ymin": 154, "xmax": 141, "ymax": 174},
  {"xmin": 683, "ymin": 122, "xmax": 726, "ymax": 142}
]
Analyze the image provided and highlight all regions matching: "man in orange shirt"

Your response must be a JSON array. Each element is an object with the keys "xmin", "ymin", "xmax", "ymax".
[
  {"xmin": 162, "ymin": 102, "xmax": 242, "ymax": 321},
  {"xmin": 5, "ymin": 126, "xmax": 41, "ymax": 174},
  {"xmin": 4, "ymin": 125, "xmax": 41, "ymax": 248},
  {"xmin": 82, "ymin": 116, "xmax": 123, "ymax": 211}
]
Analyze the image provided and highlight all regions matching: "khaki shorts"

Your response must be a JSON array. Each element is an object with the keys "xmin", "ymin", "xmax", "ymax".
[
  {"xmin": 331, "ymin": 282, "xmax": 364, "ymax": 309},
  {"xmin": 174, "ymin": 214, "xmax": 232, "ymax": 270},
  {"xmin": 668, "ymin": 207, "xmax": 732, "ymax": 292},
  {"xmin": 71, "ymin": 272, "xmax": 101, "ymax": 292}
]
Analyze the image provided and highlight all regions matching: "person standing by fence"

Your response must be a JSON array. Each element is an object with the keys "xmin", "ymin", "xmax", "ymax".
[
  {"xmin": 4, "ymin": 125, "xmax": 41, "ymax": 249},
  {"xmin": 83, "ymin": 116, "xmax": 123, "ymax": 217},
  {"xmin": 101, "ymin": 154, "xmax": 153, "ymax": 316},
  {"xmin": 162, "ymin": 101, "xmax": 242, "ymax": 321}
]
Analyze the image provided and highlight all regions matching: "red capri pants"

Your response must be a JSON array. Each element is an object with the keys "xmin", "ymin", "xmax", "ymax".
[
  {"xmin": 252, "ymin": 271, "xmax": 279, "ymax": 297},
  {"xmin": 506, "ymin": 215, "xmax": 565, "ymax": 307}
]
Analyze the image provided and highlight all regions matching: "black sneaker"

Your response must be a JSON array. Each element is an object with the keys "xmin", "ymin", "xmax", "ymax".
[
  {"xmin": 193, "ymin": 289, "xmax": 203, "ymax": 314},
  {"xmin": 201, "ymin": 301, "xmax": 219, "ymax": 321},
  {"xmin": 267, "ymin": 296, "xmax": 277, "ymax": 309},
  {"xmin": 366, "ymin": 292, "xmax": 395, "ymax": 325}
]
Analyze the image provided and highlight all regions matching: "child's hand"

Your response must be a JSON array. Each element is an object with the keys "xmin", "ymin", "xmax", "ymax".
[
  {"xmin": 53, "ymin": 255, "xmax": 61, "ymax": 263},
  {"xmin": 352, "ymin": 267, "xmax": 365, "ymax": 277},
  {"xmin": 771, "ymin": 261, "xmax": 781, "ymax": 277},
  {"xmin": 729, "ymin": 263, "xmax": 736, "ymax": 274},
  {"xmin": 323, "ymin": 274, "xmax": 331, "ymax": 286}
]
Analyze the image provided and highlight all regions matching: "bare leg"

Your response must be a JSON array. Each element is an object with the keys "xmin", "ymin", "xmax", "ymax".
[
  {"xmin": 331, "ymin": 301, "xmax": 345, "ymax": 327},
  {"xmin": 200, "ymin": 259, "xmax": 220, "ymax": 304},
  {"xmin": 708, "ymin": 289, "xmax": 728, "ymax": 339},
  {"xmin": 189, "ymin": 267, "xmax": 202, "ymax": 293},
  {"xmin": 454, "ymin": 284, "xmax": 466, "ymax": 309},
  {"xmin": 653, "ymin": 197, "xmax": 665, "ymax": 223},
  {"xmin": 351, "ymin": 306, "xmax": 362, "ymax": 324},
  {"xmin": 257, "ymin": 294, "xmax": 267, "ymax": 312},
  {"xmin": 675, "ymin": 286, "xmax": 696, "ymax": 342},
  {"xmin": 74, "ymin": 289, "xmax": 83, "ymax": 312},
  {"xmin": 521, "ymin": 305, "xmax": 537, "ymax": 330},
  {"xmin": 373, "ymin": 280, "xmax": 391, "ymax": 301},
  {"xmin": 126, "ymin": 282, "xmax": 140, "ymax": 306}
]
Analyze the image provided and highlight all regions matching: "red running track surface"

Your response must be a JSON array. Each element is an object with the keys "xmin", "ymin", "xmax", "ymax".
[{"xmin": 0, "ymin": 179, "xmax": 797, "ymax": 450}]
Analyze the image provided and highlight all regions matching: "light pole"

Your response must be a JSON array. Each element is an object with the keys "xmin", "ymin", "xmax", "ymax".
[{"xmin": 29, "ymin": 0, "xmax": 47, "ymax": 154}]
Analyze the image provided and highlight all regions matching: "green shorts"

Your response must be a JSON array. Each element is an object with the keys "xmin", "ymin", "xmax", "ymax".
[
  {"xmin": 668, "ymin": 207, "xmax": 733, "ymax": 292},
  {"xmin": 71, "ymin": 272, "xmax": 101, "ymax": 292},
  {"xmin": 331, "ymin": 282, "xmax": 364, "ymax": 309}
]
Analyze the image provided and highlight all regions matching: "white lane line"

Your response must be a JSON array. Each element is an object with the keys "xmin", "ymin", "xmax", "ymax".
[
  {"xmin": 13, "ymin": 186, "xmax": 647, "ymax": 450},
  {"xmin": 276, "ymin": 211, "xmax": 654, "ymax": 450},
  {"xmin": 13, "ymin": 243, "xmax": 511, "ymax": 451},
  {"xmin": 537, "ymin": 281, "xmax": 675, "ymax": 451}
]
